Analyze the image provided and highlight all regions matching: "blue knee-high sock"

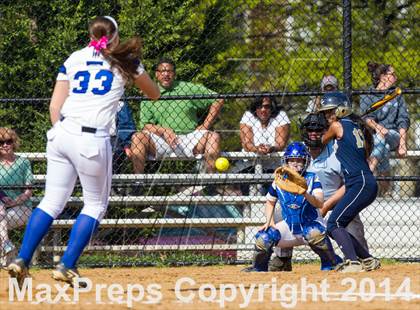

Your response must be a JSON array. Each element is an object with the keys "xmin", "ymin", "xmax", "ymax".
[
  {"xmin": 18, "ymin": 208, "xmax": 54, "ymax": 266},
  {"xmin": 330, "ymin": 227, "xmax": 358, "ymax": 261},
  {"xmin": 61, "ymin": 214, "xmax": 99, "ymax": 269}
]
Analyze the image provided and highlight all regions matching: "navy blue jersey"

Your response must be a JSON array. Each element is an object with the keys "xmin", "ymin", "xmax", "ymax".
[
  {"xmin": 267, "ymin": 171, "xmax": 323, "ymax": 235},
  {"xmin": 336, "ymin": 118, "xmax": 371, "ymax": 176}
]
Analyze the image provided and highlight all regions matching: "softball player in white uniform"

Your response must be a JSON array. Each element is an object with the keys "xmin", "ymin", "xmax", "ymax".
[{"xmin": 8, "ymin": 16, "xmax": 160, "ymax": 287}]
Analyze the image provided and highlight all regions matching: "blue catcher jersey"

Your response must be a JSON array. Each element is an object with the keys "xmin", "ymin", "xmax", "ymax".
[
  {"xmin": 267, "ymin": 171, "xmax": 323, "ymax": 235},
  {"xmin": 336, "ymin": 118, "xmax": 371, "ymax": 176}
]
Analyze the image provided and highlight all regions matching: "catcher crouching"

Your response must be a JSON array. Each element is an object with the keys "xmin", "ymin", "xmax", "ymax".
[{"xmin": 243, "ymin": 142, "xmax": 342, "ymax": 272}]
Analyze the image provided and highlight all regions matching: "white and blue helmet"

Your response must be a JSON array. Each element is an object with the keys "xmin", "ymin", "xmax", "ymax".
[{"xmin": 283, "ymin": 142, "xmax": 311, "ymax": 174}]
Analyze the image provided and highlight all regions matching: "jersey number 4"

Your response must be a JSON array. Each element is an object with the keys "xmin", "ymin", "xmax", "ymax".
[
  {"xmin": 352, "ymin": 128, "xmax": 365, "ymax": 148},
  {"xmin": 73, "ymin": 70, "xmax": 114, "ymax": 95}
]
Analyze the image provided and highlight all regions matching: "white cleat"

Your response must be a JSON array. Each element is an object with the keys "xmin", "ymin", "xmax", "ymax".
[
  {"xmin": 7, "ymin": 258, "xmax": 29, "ymax": 288},
  {"xmin": 52, "ymin": 263, "xmax": 88, "ymax": 288},
  {"xmin": 335, "ymin": 259, "xmax": 364, "ymax": 273}
]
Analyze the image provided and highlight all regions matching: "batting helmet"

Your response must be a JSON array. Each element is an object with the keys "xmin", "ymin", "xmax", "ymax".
[
  {"xmin": 300, "ymin": 113, "xmax": 328, "ymax": 148},
  {"xmin": 318, "ymin": 92, "xmax": 352, "ymax": 118},
  {"xmin": 283, "ymin": 142, "xmax": 311, "ymax": 174}
]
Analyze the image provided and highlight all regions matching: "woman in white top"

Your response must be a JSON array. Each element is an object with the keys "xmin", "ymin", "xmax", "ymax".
[
  {"xmin": 240, "ymin": 97, "xmax": 290, "ymax": 165},
  {"xmin": 239, "ymin": 97, "xmax": 290, "ymax": 194},
  {"xmin": 8, "ymin": 16, "xmax": 160, "ymax": 287}
]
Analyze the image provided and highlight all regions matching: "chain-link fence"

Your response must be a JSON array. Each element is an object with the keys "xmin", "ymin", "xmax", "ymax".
[{"xmin": 0, "ymin": 1, "xmax": 418, "ymax": 267}]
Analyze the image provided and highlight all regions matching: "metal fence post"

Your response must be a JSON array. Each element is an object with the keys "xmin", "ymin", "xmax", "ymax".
[{"xmin": 343, "ymin": 0, "xmax": 352, "ymax": 99}]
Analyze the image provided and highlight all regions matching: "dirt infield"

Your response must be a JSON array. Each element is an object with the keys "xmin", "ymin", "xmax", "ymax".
[{"xmin": 1, "ymin": 263, "xmax": 419, "ymax": 309}]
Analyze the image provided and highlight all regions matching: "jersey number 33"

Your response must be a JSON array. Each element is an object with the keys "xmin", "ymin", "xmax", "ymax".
[{"xmin": 73, "ymin": 69, "xmax": 114, "ymax": 95}]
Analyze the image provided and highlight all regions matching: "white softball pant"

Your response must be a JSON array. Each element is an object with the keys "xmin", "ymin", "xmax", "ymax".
[{"xmin": 37, "ymin": 118, "xmax": 112, "ymax": 221}]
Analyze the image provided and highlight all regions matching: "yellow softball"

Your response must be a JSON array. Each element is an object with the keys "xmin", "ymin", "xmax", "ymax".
[{"xmin": 215, "ymin": 157, "xmax": 230, "ymax": 172}]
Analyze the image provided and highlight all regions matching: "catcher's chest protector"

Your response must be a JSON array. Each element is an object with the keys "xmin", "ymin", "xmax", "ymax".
[{"xmin": 276, "ymin": 173, "xmax": 319, "ymax": 233}]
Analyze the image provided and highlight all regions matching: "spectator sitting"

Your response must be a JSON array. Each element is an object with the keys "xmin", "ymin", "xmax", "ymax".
[
  {"xmin": 306, "ymin": 75, "xmax": 339, "ymax": 113},
  {"xmin": 130, "ymin": 57, "xmax": 224, "ymax": 174},
  {"xmin": 239, "ymin": 96, "xmax": 290, "ymax": 194},
  {"xmin": 110, "ymin": 100, "xmax": 136, "ymax": 174},
  {"xmin": 360, "ymin": 62, "xmax": 410, "ymax": 196},
  {"xmin": 0, "ymin": 127, "xmax": 33, "ymax": 266}
]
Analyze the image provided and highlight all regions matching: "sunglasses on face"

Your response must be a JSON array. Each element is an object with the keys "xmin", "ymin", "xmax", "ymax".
[
  {"xmin": 0, "ymin": 139, "xmax": 13, "ymax": 146},
  {"xmin": 258, "ymin": 104, "xmax": 272, "ymax": 110}
]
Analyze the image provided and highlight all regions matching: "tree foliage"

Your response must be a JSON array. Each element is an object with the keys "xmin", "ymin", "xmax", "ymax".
[{"xmin": 0, "ymin": 0, "xmax": 417, "ymax": 151}]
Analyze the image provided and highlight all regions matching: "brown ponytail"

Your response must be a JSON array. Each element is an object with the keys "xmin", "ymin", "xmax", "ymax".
[
  {"xmin": 88, "ymin": 16, "xmax": 143, "ymax": 82},
  {"xmin": 367, "ymin": 61, "xmax": 391, "ymax": 88},
  {"xmin": 102, "ymin": 37, "xmax": 142, "ymax": 82}
]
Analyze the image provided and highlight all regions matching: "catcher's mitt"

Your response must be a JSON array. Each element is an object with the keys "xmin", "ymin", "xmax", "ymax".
[{"xmin": 274, "ymin": 166, "xmax": 308, "ymax": 195}]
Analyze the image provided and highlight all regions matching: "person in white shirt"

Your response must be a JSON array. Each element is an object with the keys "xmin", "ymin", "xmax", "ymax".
[
  {"xmin": 239, "ymin": 96, "xmax": 290, "ymax": 194},
  {"xmin": 8, "ymin": 16, "xmax": 160, "ymax": 287}
]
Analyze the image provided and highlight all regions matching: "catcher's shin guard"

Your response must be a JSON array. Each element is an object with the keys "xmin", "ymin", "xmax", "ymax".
[
  {"xmin": 252, "ymin": 227, "xmax": 281, "ymax": 272},
  {"xmin": 252, "ymin": 246, "xmax": 273, "ymax": 272},
  {"xmin": 305, "ymin": 225, "xmax": 339, "ymax": 270}
]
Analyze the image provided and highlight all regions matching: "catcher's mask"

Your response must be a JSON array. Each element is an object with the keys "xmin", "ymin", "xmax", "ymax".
[
  {"xmin": 300, "ymin": 113, "xmax": 328, "ymax": 148},
  {"xmin": 318, "ymin": 92, "xmax": 352, "ymax": 118},
  {"xmin": 283, "ymin": 142, "xmax": 311, "ymax": 174}
]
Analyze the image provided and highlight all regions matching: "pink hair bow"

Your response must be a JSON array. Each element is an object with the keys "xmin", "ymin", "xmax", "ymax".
[{"xmin": 89, "ymin": 36, "xmax": 108, "ymax": 52}]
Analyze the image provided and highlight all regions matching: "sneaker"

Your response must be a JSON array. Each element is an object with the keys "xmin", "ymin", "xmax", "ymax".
[
  {"xmin": 52, "ymin": 263, "xmax": 88, "ymax": 288},
  {"xmin": 360, "ymin": 257, "xmax": 381, "ymax": 271},
  {"xmin": 7, "ymin": 258, "xmax": 29, "ymax": 288},
  {"xmin": 335, "ymin": 259, "xmax": 363, "ymax": 273}
]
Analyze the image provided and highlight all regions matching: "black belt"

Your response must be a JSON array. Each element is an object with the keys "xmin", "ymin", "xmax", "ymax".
[
  {"xmin": 60, "ymin": 116, "xmax": 97, "ymax": 134},
  {"xmin": 81, "ymin": 126, "xmax": 97, "ymax": 133}
]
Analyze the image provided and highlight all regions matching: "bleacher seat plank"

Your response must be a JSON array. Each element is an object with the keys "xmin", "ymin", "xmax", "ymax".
[{"xmin": 18, "ymin": 150, "xmax": 420, "ymax": 161}]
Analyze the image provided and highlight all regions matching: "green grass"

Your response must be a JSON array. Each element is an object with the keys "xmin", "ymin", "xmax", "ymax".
[{"xmin": 77, "ymin": 251, "xmax": 231, "ymax": 268}]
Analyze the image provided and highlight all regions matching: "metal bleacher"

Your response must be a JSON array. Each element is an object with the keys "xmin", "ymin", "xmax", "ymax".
[{"xmin": 17, "ymin": 150, "xmax": 420, "ymax": 261}]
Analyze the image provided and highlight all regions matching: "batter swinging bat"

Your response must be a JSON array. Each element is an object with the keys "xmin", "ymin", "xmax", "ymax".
[{"xmin": 361, "ymin": 87, "xmax": 402, "ymax": 117}]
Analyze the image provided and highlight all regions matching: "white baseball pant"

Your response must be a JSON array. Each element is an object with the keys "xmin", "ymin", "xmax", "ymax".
[{"xmin": 37, "ymin": 118, "xmax": 112, "ymax": 221}]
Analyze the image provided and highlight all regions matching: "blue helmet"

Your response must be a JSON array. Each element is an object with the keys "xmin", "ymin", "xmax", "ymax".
[
  {"xmin": 318, "ymin": 92, "xmax": 352, "ymax": 118},
  {"xmin": 283, "ymin": 142, "xmax": 311, "ymax": 174}
]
